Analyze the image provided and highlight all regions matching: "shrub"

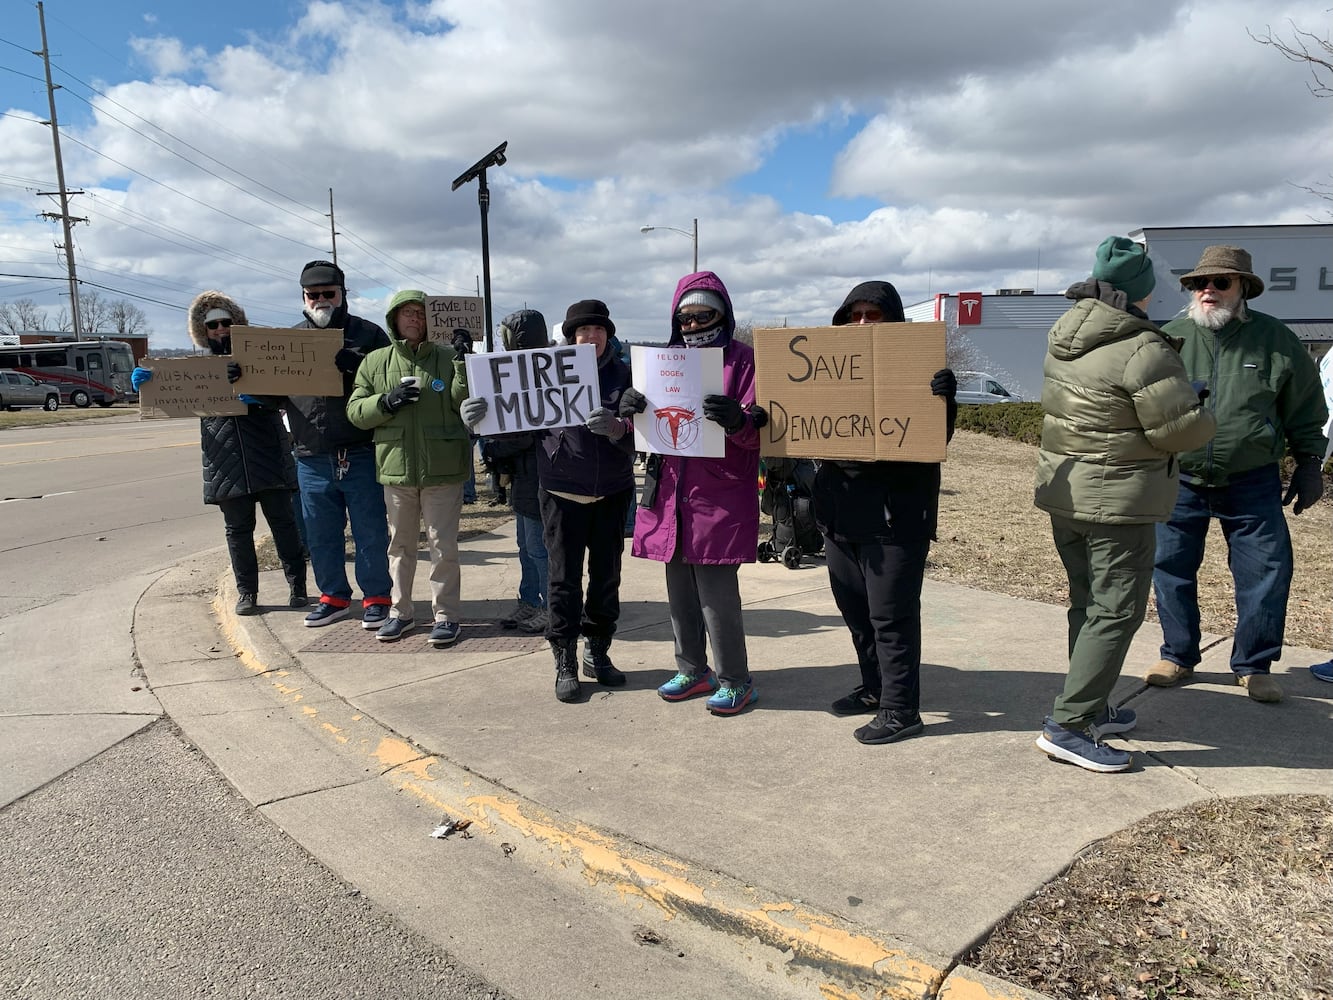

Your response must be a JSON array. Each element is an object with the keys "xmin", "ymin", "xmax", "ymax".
[{"xmin": 955, "ymin": 402, "xmax": 1045, "ymax": 446}]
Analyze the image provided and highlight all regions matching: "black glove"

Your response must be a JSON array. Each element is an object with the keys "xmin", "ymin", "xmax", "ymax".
[
  {"xmin": 379, "ymin": 382, "xmax": 420, "ymax": 414},
  {"xmin": 930, "ymin": 368, "xmax": 957, "ymax": 399},
  {"xmin": 702, "ymin": 394, "xmax": 745, "ymax": 432},
  {"xmin": 226, "ymin": 361, "xmax": 242, "ymax": 384},
  {"xmin": 748, "ymin": 404, "xmax": 769, "ymax": 430},
  {"xmin": 334, "ymin": 347, "xmax": 364, "ymax": 374},
  {"xmin": 451, "ymin": 330, "xmax": 473, "ymax": 356},
  {"xmin": 1282, "ymin": 455, "xmax": 1325, "ymax": 515},
  {"xmin": 618, "ymin": 387, "xmax": 648, "ymax": 418},
  {"xmin": 585, "ymin": 407, "xmax": 626, "ymax": 440}
]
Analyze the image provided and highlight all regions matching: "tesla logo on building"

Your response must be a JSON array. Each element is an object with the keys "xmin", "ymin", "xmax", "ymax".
[{"xmin": 958, "ymin": 293, "xmax": 983, "ymax": 325}]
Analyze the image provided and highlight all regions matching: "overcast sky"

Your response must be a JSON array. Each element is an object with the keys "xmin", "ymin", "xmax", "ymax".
[{"xmin": 0, "ymin": 0, "xmax": 1329, "ymax": 351}]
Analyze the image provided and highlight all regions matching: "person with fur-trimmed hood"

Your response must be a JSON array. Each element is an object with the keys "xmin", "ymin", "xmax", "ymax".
[
  {"xmin": 130, "ymin": 291, "xmax": 307, "ymax": 616},
  {"xmin": 347, "ymin": 291, "xmax": 472, "ymax": 648},
  {"xmin": 620, "ymin": 271, "xmax": 764, "ymax": 716}
]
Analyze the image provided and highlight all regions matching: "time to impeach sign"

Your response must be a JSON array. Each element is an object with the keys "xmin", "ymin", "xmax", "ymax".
[{"xmin": 752, "ymin": 322, "xmax": 947, "ymax": 462}]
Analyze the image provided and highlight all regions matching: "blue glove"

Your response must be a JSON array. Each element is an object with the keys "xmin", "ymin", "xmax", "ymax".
[
  {"xmin": 131, "ymin": 367, "xmax": 153, "ymax": 391},
  {"xmin": 238, "ymin": 394, "xmax": 260, "ymax": 406}
]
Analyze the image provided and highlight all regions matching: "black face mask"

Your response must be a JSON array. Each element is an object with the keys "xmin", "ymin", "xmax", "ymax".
[{"xmin": 208, "ymin": 334, "xmax": 232, "ymax": 356}]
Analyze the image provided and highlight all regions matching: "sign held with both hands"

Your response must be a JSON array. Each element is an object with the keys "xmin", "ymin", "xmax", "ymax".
[
  {"xmin": 752, "ymin": 322, "xmax": 948, "ymax": 462},
  {"xmin": 464, "ymin": 343, "xmax": 600, "ymax": 435},
  {"xmin": 227, "ymin": 326, "xmax": 344, "ymax": 395},
  {"xmin": 629, "ymin": 345, "xmax": 725, "ymax": 458},
  {"xmin": 138, "ymin": 356, "xmax": 247, "ymax": 418}
]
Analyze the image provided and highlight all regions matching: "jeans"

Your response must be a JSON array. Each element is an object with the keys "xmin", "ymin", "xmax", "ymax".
[
  {"xmin": 217, "ymin": 489, "xmax": 306, "ymax": 597},
  {"xmin": 297, "ymin": 447, "xmax": 391, "ymax": 607},
  {"xmin": 516, "ymin": 513, "xmax": 548, "ymax": 608},
  {"xmin": 1153, "ymin": 465, "xmax": 1293, "ymax": 676},
  {"xmin": 463, "ymin": 436, "xmax": 478, "ymax": 503},
  {"xmin": 1050, "ymin": 516, "xmax": 1155, "ymax": 728}
]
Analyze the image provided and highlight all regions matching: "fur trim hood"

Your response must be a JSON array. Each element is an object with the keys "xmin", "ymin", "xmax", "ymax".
[{"xmin": 187, "ymin": 290, "xmax": 248, "ymax": 349}]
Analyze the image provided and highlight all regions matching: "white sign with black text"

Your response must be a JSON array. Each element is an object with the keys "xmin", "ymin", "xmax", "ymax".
[
  {"xmin": 464, "ymin": 343, "xmax": 600, "ymax": 435},
  {"xmin": 630, "ymin": 345, "xmax": 725, "ymax": 458}
]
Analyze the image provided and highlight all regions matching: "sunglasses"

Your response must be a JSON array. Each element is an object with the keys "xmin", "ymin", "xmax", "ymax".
[
  {"xmin": 205, "ymin": 319, "xmax": 233, "ymax": 330},
  {"xmin": 304, "ymin": 288, "xmax": 339, "ymax": 301},
  {"xmin": 847, "ymin": 308, "xmax": 884, "ymax": 322},
  {"xmin": 1185, "ymin": 276, "xmax": 1233, "ymax": 292},
  {"xmin": 675, "ymin": 308, "xmax": 720, "ymax": 329}
]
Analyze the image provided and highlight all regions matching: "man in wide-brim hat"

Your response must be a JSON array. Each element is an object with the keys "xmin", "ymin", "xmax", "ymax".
[{"xmin": 1145, "ymin": 244, "xmax": 1328, "ymax": 704}]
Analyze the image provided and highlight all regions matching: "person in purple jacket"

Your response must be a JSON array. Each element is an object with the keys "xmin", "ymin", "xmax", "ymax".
[{"xmin": 619, "ymin": 272, "xmax": 765, "ymax": 715}]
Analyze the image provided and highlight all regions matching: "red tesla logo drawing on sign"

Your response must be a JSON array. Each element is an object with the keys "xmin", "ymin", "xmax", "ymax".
[{"xmin": 958, "ymin": 293, "xmax": 982, "ymax": 325}]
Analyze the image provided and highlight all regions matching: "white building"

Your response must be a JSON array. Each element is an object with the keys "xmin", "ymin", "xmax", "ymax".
[{"xmin": 905, "ymin": 223, "xmax": 1333, "ymax": 403}]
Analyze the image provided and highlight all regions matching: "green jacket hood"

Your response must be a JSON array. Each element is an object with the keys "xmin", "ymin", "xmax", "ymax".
[{"xmin": 385, "ymin": 289, "xmax": 426, "ymax": 342}]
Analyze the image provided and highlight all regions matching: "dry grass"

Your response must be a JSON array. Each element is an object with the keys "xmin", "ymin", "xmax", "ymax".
[
  {"xmin": 0, "ymin": 406, "xmax": 132, "ymax": 430},
  {"xmin": 934, "ymin": 430, "xmax": 1332, "ymax": 651},
  {"xmin": 967, "ymin": 795, "xmax": 1333, "ymax": 1000}
]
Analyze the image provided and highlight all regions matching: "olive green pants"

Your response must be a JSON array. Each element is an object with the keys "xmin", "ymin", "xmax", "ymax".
[{"xmin": 1049, "ymin": 516, "xmax": 1156, "ymax": 728}]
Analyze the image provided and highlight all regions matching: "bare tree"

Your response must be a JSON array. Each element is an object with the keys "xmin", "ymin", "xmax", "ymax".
[
  {"xmin": 0, "ymin": 298, "xmax": 50, "ymax": 336},
  {"xmin": 1252, "ymin": 19, "xmax": 1333, "ymax": 207},
  {"xmin": 107, "ymin": 299, "xmax": 150, "ymax": 337}
]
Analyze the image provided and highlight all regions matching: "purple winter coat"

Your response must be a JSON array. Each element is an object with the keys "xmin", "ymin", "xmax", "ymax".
[{"xmin": 631, "ymin": 272, "xmax": 760, "ymax": 565}]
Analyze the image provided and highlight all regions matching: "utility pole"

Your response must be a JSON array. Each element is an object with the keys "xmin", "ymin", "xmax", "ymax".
[
  {"xmin": 327, "ymin": 188, "xmax": 339, "ymax": 265},
  {"xmin": 34, "ymin": 2, "xmax": 85, "ymax": 336}
]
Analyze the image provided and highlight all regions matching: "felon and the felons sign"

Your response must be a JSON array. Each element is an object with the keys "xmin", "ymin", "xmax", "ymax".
[
  {"xmin": 227, "ymin": 327, "xmax": 343, "ymax": 395},
  {"xmin": 426, "ymin": 296, "xmax": 485, "ymax": 343},
  {"xmin": 752, "ymin": 322, "xmax": 947, "ymax": 462},
  {"xmin": 138, "ymin": 356, "xmax": 247, "ymax": 418}
]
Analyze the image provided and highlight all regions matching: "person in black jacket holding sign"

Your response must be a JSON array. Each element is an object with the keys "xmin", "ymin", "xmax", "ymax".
[{"xmin": 812, "ymin": 281, "xmax": 957, "ymax": 745}]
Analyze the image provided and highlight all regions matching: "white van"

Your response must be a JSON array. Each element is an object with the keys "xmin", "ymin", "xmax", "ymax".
[{"xmin": 955, "ymin": 372, "xmax": 1022, "ymax": 405}]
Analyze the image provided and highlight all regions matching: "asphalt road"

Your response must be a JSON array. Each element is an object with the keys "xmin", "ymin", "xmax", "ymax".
[{"xmin": 0, "ymin": 414, "xmax": 511, "ymax": 999}]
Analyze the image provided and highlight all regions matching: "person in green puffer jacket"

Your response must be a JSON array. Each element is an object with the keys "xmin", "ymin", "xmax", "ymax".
[
  {"xmin": 347, "ymin": 290, "xmax": 472, "ymax": 648},
  {"xmin": 1146, "ymin": 245, "xmax": 1328, "ymax": 705},
  {"xmin": 1033, "ymin": 237, "xmax": 1215, "ymax": 773}
]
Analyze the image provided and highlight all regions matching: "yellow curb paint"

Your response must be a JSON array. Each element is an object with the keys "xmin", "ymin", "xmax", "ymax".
[
  {"xmin": 302, "ymin": 706, "xmax": 318, "ymax": 717},
  {"xmin": 372, "ymin": 736, "xmax": 426, "ymax": 771},
  {"xmin": 939, "ymin": 977, "xmax": 1041, "ymax": 1000},
  {"xmin": 817, "ymin": 985, "xmax": 863, "ymax": 1000},
  {"xmin": 320, "ymin": 722, "xmax": 348, "ymax": 744}
]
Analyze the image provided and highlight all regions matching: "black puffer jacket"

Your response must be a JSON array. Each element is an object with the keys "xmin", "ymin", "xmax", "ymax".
[
  {"xmin": 285, "ymin": 310, "xmax": 390, "ymax": 457},
  {"xmin": 813, "ymin": 281, "xmax": 956, "ymax": 543},
  {"xmin": 186, "ymin": 291, "xmax": 298, "ymax": 505}
]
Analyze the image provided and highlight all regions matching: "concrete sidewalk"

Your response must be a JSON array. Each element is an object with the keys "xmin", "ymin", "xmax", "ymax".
[{"xmin": 137, "ymin": 521, "xmax": 1333, "ymax": 1000}]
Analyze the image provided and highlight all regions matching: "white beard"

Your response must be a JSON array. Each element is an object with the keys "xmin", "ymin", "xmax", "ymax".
[
  {"xmin": 1187, "ymin": 298, "xmax": 1245, "ymax": 331},
  {"xmin": 305, "ymin": 303, "xmax": 336, "ymax": 328}
]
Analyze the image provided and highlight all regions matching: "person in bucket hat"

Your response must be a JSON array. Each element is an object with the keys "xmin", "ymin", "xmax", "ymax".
[{"xmin": 1146, "ymin": 244, "xmax": 1328, "ymax": 703}]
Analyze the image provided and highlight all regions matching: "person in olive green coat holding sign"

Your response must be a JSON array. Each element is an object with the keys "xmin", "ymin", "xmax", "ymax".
[
  {"xmin": 348, "ymin": 290, "xmax": 472, "ymax": 647},
  {"xmin": 1033, "ymin": 237, "xmax": 1216, "ymax": 773}
]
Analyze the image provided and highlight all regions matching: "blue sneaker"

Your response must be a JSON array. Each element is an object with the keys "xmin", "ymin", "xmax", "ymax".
[
  {"xmin": 361, "ymin": 604, "xmax": 390, "ymax": 630},
  {"xmin": 657, "ymin": 669, "xmax": 718, "ymax": 702},
  {"xmin": 304, "ymin": 601, "xmax": 351, "ymax": 627},
  {"xmin": 1036, "ymin": 717, "xmax": 1132, "ymax": 773},
  {"xmin": 429, "ymin": 620, "xmax": 461, "ymax": 647},
  {"xmin": 1090, "ymin": 704, "xmax": 1136, "ymax": 739},
  {"xmin": 706, "ymin": 680, "xmax": 757, "ymax": 716},
  {"xmin": 1310, "ymin": 660, "xmax": 1333, "ymax": 683},
  {"xmin": 376, "ymin": 617, "xmax": 415, "ymax": 643}
]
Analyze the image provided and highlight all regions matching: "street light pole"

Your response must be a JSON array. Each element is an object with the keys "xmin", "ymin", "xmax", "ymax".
[
  {"xmin": 451, "ymin": 141, "xmax": 508, "ymax": 353},
  {"xmin": 640, "ymin": 218, "xmax": 699, "ymax": 272}
]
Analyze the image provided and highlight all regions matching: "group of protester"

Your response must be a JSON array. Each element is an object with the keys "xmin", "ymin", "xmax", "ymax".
[{"xmin": 131, "ymin": 242, "xmax": 1329, "ymax": 769}]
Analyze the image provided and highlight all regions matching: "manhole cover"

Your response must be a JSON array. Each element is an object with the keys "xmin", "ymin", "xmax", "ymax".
[{"xmin": 299, "ymin": 619, "xmax": 546, "ymax": 654}]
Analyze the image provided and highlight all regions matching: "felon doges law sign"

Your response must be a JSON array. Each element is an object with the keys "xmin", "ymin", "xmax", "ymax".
[{"xmin": 752, "ymin": 322, "xmax": 947, "ymax": 462}]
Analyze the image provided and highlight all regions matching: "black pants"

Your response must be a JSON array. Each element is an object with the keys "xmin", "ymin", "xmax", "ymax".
[
  {"xmin": 824, "ymin": 535, "xmax": 930, "ymax": 714},
  {"xmin": 539, "ymin": 487, "xmax": 631, "ymax": 643},
  {"xmin": 218, "ymin": 488, "xmax": 307, "ymax": 597}
]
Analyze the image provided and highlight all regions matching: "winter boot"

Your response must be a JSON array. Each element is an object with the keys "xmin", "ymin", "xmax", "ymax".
[
  {"xmin": 582, "ymin": 636, "xmax": 626, "ymax": 687},
  {"xmin": 552, "ymin": 639, "xmax": 581, "ymax": 703}
]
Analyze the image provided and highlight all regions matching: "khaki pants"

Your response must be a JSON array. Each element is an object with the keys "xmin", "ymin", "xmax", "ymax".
[{"xmin": 384, "ymin": 483, "xmax": 464, "ymax": 623}]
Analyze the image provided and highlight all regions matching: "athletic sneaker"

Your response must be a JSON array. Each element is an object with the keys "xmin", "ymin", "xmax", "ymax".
[
  {"xmin": 304, "ymin": 601, "xmax": 350, "ymax": 627},
  {"xmin": 376, "ymin": 617, "xmax": 415, "ymax": 642},
  {"xmin": 1310, "ymin": 660, "xmax": 1333, "ymax": 683},
  {"xmin": 361, "ymin": 604, "xmax": 390, "ymax": 630},
  {"xmin": 1089, "ymin": 704, "xmax": 1137, "ymax": 740},
  {"xmin": 706, "ymin": 680, "xmax": 757, "ymax": 716},
  {"xmin": 499, "ymin": 602, "xmax": 538, "ymax": 629},
  {"xmin": 853, "ymin": 709, "xmax": 924, "ymax": 745},
  {"xmin": 1036, "ymin": 717, "xmax": 1132, "ymax": 773},
  {"xmin": 657, "ymin": 669, "xmax": 719, "ymax": 702},
  {"xmin": 429, "ymin": 620, "xmax": 461, "ymax": 647},
  {"xmin": 830, "ymin": 686, "xmax": 880, "ymax": 716},
  {"xmin": 517, "ymin": 608, "xmax": 549, "ymax": 635}
]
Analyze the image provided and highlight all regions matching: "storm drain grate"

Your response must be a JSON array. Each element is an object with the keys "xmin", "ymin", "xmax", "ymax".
[{"xmin": 298, "ymin": 620, "xmax": 546, "ymax": 655}]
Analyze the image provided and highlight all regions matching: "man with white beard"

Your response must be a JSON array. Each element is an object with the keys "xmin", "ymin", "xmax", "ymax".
[
  {"xmin": 1146, "ymin": 245, "xmax": 1328, "ymax": 703},
  {"xmin": 283, "ymin": 260, "xmax": 394, "ymax": 628}
]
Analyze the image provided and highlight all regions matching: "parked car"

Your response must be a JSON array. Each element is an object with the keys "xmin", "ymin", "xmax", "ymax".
[
  {"xmin": 0, "ymin": 370, "xmax": 60, "ymax": 411},
  {"xmin": 955, "ymin": 371, "xmax": 1022, "ymax": 405}
]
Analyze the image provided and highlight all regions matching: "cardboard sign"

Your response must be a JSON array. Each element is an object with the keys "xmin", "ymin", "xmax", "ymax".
[
  {"xmin": 228, "ymin": 326, "xmax": 343, "ymax": 395},
  {"xmin": 138, "ymin": 356, "xmax": 247, "ymax": 419},
  {"xmin": 630, "ymin": 345, "xmax": 725, "ymax": 457},
  {"xmin": 465, "ymin": 343, "xmax": 599, "ymax": 435},
  {"xmin": 426, "ymin": 296, "xmax": 485, "ymax": 343},
  {"xmin": 752, "ymin": 322, "xmax": 947, "ymax": 462}
]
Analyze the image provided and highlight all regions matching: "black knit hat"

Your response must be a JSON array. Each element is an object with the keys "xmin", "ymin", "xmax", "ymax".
[
  {"xmin": 301, "ymin": 259, "xmax": 345, "ymax": 287},
  {"xmin": 562, "ymin": 299, "xmax": 615, "ymax": 340}
]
